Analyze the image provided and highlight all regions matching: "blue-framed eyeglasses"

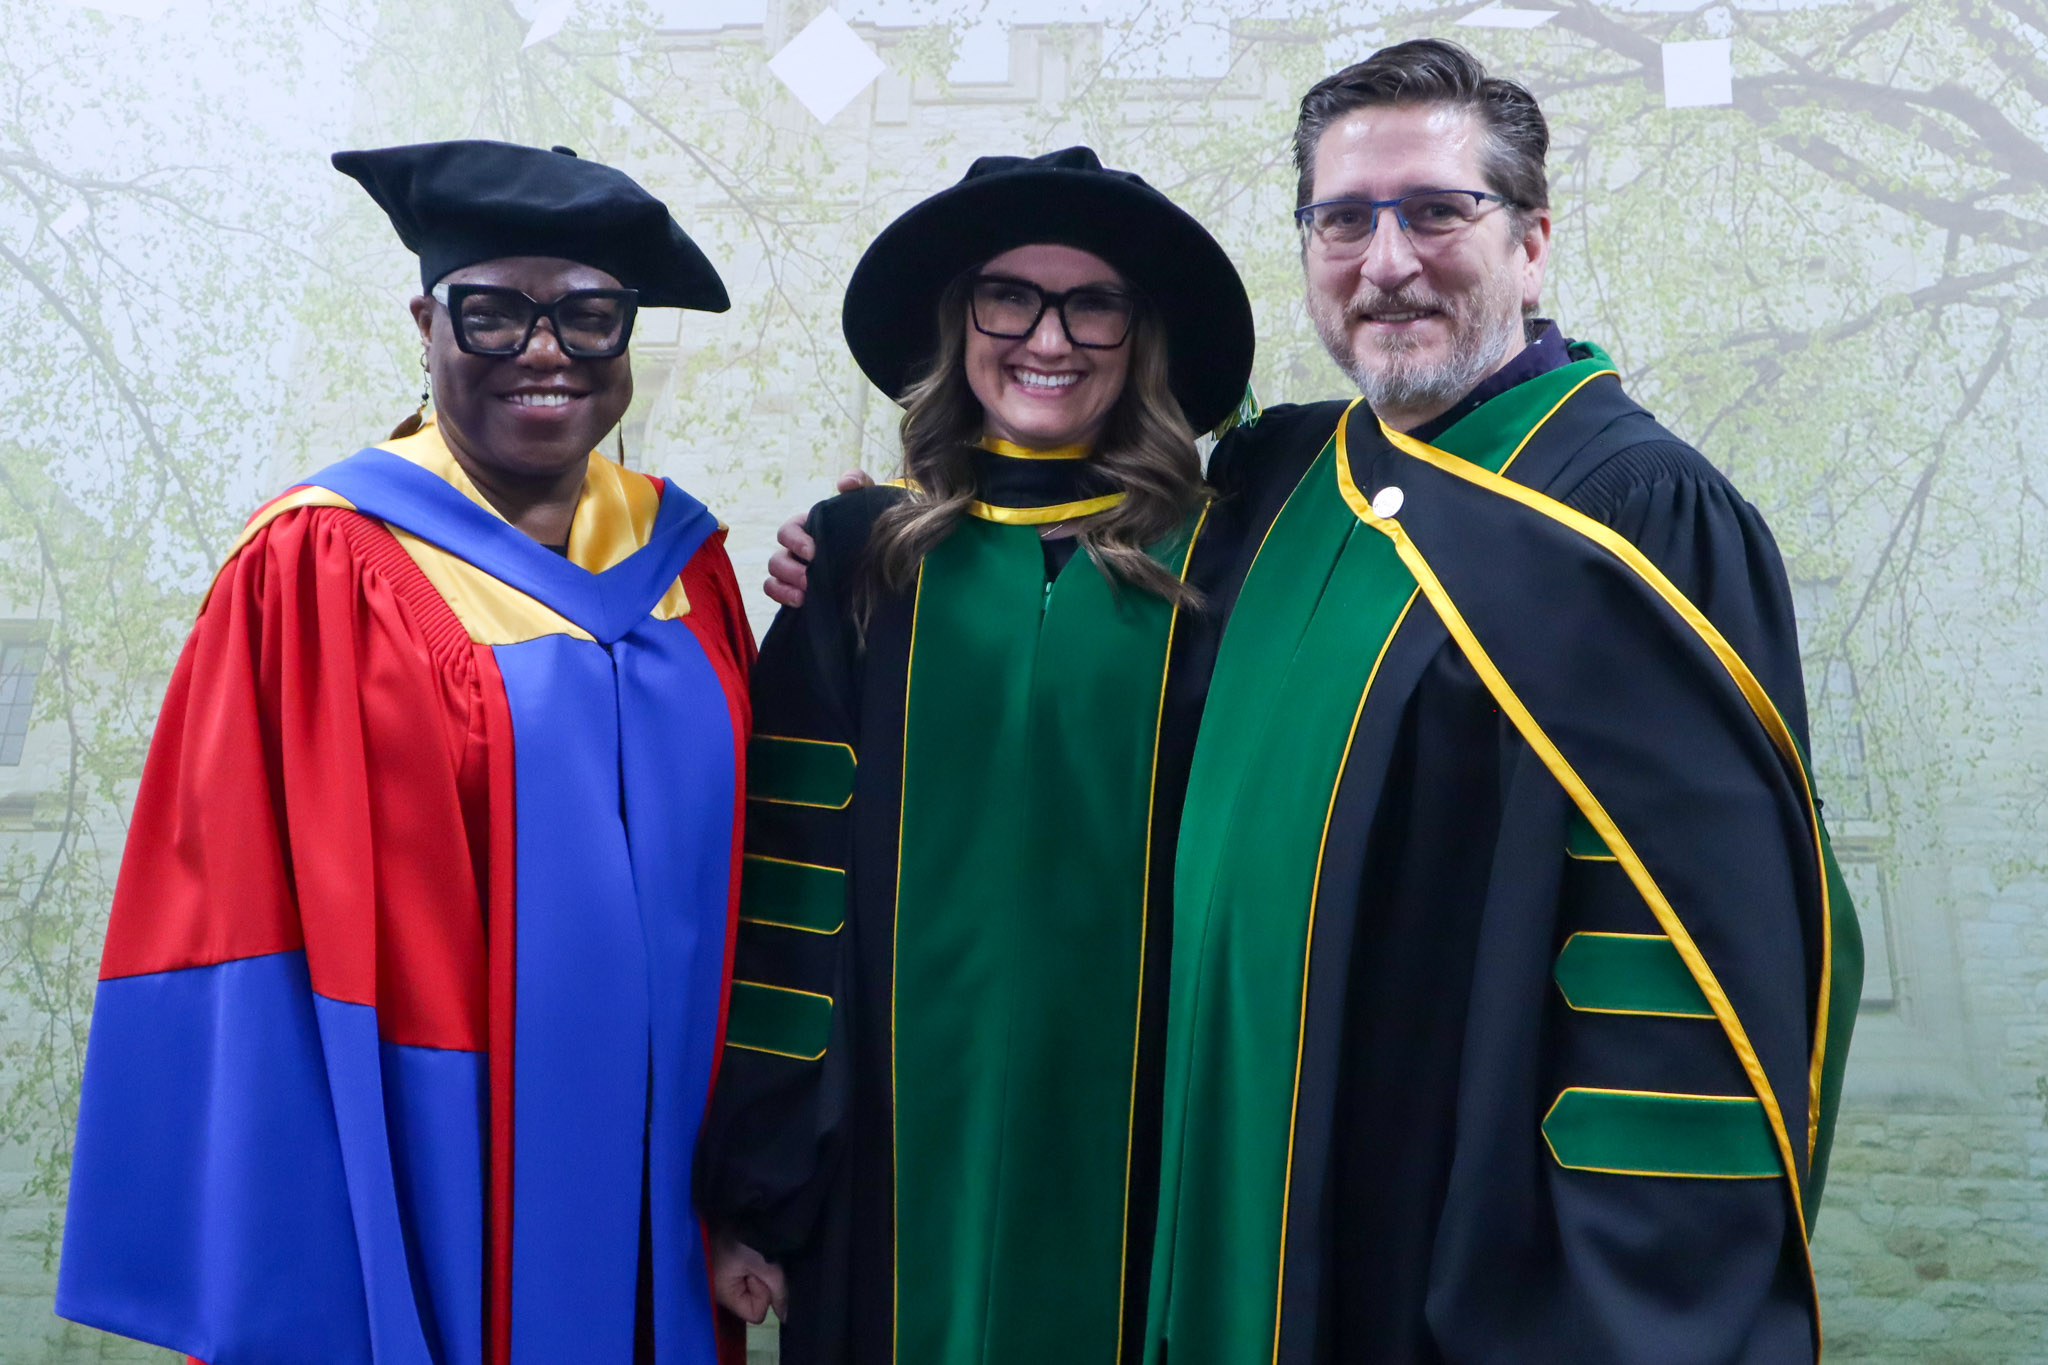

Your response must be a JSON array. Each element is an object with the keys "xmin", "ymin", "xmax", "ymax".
[{"xmin": 1294, "ymin": 190, "xmax": 1515, "ymax": 254}]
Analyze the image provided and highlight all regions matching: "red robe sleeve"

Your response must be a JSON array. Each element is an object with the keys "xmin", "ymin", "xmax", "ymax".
[
  {"xmin": 60, "ymin": 505, "xmax": 496, "ymax": 1364},
  {"xmin": 97, "ymin": 505, "xmax": 491, "ymax": 1038}
]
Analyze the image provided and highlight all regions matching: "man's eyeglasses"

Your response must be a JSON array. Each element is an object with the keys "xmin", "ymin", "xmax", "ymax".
[
  {"xmin": 969, "ymin": 276, "xmax": 1137, "ymax": 349},
  {"xmin": 431, "ymin": 283, "xmax": 640, "ymax": 359},
  {"xmin": 1294, "ymin": 190, "xmax": 1516, "ymax": 257}
]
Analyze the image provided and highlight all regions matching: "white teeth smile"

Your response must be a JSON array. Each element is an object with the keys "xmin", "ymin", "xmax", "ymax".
[
  {"xmin": 1014, "ymin": 371, "xmax": 1080, "ymax": 391},
  {"xmin": 508, "ymin": 392, "xmax": 575, "ymax": 407}
]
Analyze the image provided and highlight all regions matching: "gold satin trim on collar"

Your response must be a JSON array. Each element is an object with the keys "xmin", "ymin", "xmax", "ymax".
[
  {"xmin": 219, "ymin": 422, "xmax": 694, "ymax": 637},
  {"xmin": 378, "ymin": 418, "xmax": 663, "ymax": 575},
  {"xmin": 207, "ymin": 484, "xmax": 358, "ymax": 611},
  {"xmin": 977, "ymin": 436, "xmax": 1092, "ymax": 461},
  {"xmin": 216, "ymin": 483, "xmax": 599, "ymax": 644},
  {"xmin": 1377, "ymin": 418, "xmax": 1831, "ymax": 1173},
  {"xmin": 378, "ymin": 418, "xmax": 688, "ymax": 620},
  {"xmin": 965, "ymin": 493, "xmax": 1124, "ymax": 524},
  {"xmin": 1334, "ymin": 369, "xmax": 1622, "ymax": 528},
  {"xmin": 1350, "ymin": 430, "xmax": 1820, "ymax": 1259},
  {"xmin": 228, "ymin": 485, "xmax": 357, "ymax": 561},
  {"xmin": 890, "ymin": 476, "xmax": 1125, "ymax": 525},
  {"xmin": 392, "ymin": 532, "xmax": 597, "ymax": 645},
  {"xmin": 1347, "ymin": 383, "xmax": 1829, "ymax": 1338},
  {"xmin": 1332, "ymin": 403, "xmax": 1376, "ymax": 525},
  {"xmin": 1365, "ymin": 505, "xmax": 1815, "ymax": 1285}
]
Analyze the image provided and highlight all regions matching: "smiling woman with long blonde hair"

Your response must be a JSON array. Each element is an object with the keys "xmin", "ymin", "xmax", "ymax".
[{"xmin": 696, "ymin": 147, "xmax": 1253, "ymax": 1365}]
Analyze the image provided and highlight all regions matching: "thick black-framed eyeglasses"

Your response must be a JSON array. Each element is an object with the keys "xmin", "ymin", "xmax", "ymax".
[
  {"xmin": 968, "ymin": 275, "xmax": 1137, "ymax": 349},
  {"xmin": 431, "ymin": 283, "xmax": 640, "ymax": 358},
  {"xmin": 1294, "ymin": 190, "xmax": 1515, "ymax": 255}
]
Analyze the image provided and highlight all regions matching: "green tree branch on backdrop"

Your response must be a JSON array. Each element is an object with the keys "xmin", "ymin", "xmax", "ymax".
[{"xmin": 5, "ymin": 3, "xmax": 2045, "ymax": 1358}]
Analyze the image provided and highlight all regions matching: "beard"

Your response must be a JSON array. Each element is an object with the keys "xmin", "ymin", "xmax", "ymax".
[{"xmin": 1309, "ymin": 267, "xmax": 1525, "ymax": 418}]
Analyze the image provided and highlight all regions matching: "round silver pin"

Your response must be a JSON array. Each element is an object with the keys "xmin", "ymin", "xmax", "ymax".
[{"xmin": 1371, "ymin": 486, "xmax": 1405, "ymax": 519}]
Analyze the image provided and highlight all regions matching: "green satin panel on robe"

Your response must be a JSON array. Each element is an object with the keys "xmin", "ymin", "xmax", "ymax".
[
  {"xmin": 894, "ymin": 512, "xmax": 1194, "ymax": 1365},
  {"xmin": 1141, "ymin": 362, "xmax": 1605, "ymax": 1365},
  {"xmin": 1804, "ymin": 771, "xmax": 1863, "ymax": 1225},
  {"xmin": 1141, "ymin": 423, "xmax": 1421, "ymax": 1365}
]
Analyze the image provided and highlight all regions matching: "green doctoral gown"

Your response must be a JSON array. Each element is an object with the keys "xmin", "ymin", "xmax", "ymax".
[{"xmin": 698, "ymin": 448, "xmax": 1210, "ymax": 1365}]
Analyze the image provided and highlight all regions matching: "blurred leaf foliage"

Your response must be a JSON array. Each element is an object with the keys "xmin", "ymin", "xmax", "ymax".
[
  {"xmin": 0, "ymin": 0, "xmax": 335, "ymax": 1303},
  {"xmin": 3, "ymin": 0, "xmax": 2045, "ymax": 1356}
]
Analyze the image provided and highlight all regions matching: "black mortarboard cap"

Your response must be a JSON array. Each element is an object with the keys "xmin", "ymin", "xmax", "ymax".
[{"xmin": 332, "ymin": 139, "xmax": 729, "ymax": 311}]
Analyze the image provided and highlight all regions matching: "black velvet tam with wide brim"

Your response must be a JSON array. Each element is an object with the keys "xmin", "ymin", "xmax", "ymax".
[
  {"xmin": 842, "ymin": 147, "xmax": 1255, "ymax": 436},
  {"xmin": 333, "ymin": 140, "xmax": 729, "ymax": 312}
]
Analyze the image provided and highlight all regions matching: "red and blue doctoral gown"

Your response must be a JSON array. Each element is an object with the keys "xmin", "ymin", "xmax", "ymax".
[{"xmin": 55, "ymin": 423, "xmax": 753, "ymax": 1365}]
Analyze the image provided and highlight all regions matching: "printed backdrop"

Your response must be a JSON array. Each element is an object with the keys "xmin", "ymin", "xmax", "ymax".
[{"xmin": 4, "ymin": 0, "xmax": 2044, "ymax": 1359}]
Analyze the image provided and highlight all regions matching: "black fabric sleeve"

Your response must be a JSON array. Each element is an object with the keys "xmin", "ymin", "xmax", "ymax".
[
  {"xmin": 1562, "ymin": 440, "xmax": 1811, "ymax": 747},
  {"xmin": 1321, "ymin": 417, "xmax": 1826, "ymax": 1363},
  {"xmin": 1525, "ymin": 444, "xmax": 1818, "ymax": 1362},
  {"xmin": 694, "ymin": 494, "xmax": 881, "ymax": 1259}
]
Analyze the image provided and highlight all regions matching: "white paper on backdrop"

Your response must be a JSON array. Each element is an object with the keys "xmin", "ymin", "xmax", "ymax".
[
  {"xmin": 1455, "ymin": 5, "xmax": 1558, "ymax": 28},
  {"xmin": 1662, "ymin": 39, "xmax": 1734, "ymax": 108},
  {"xmin": 769, "ymin": 10, "xmax": 887, "ymax": 124},
  {"xmin": 523, "ymin": 0, "xmax": 577, "ymax": 49}
]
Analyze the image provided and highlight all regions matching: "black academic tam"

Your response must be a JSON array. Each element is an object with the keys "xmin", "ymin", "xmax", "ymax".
[
  {"xmin": 842, "ymin": 146, "xmax": 1255, "ymax": 436},
  {"xmin": 333, "ymin": 139, "xmax": 729, "ymax": 311}
]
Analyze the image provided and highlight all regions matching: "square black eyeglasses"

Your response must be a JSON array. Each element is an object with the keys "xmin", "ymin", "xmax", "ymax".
[
  {"xmin": 969, "ymin": 275, "xmax": 1137, "ymax": 349},
  {"xmin": 1294, "ymin": 190, "xmax": 1514, "ymax": 254},
  {"xmin": 430, "ymin": 282, "xmax": 641, "ymax": 359}
]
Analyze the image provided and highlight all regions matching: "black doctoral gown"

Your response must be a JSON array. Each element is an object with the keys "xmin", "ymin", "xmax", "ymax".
[{"xmin": 1143, "ymin": 351, "xmax": 1858, "ymax": 1365}]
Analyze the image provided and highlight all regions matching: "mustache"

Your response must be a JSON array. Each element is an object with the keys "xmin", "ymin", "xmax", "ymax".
[{"xmin": 1347, "ymin": 288, "xmax": 1457, "ymax": 321}]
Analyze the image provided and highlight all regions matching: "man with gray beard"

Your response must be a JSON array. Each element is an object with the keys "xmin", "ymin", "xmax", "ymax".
[
  {"xmin": 762, "ymin": 38, "xmax": 1857, "ymax": 1365},
  {"xmin": 1132, "ymin": 37, "xmax": 1859, "ymax": 1365}
]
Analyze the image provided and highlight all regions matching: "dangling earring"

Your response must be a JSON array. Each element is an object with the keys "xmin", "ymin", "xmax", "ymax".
[
  {"xmin": 616, "ymin": 424, "xmax": 627, "ymax": 468},
  {"xmin": 388, "ymin": 347, "xmax": 431, "ymax": 440}
]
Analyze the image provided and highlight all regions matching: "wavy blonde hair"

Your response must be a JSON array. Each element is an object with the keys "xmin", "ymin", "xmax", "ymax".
[{"xmin": 861, "ymin": 271, "xmax": 1207, "ymax": 616}]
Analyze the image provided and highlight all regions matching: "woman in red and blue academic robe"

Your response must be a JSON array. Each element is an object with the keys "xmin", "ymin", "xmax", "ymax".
[{"xmin": 57, "ymin": 140, "xmax": 753, "ymax": 1365}]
